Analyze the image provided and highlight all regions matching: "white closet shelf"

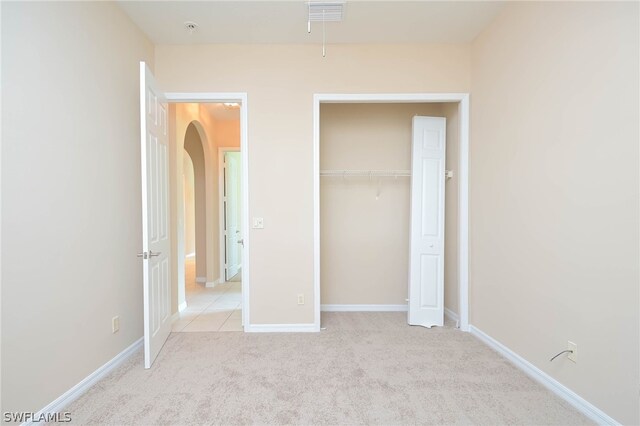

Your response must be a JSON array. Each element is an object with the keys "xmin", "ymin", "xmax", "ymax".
[{"xmin": 320, "ymin": 170, "xmax": 411, "ymax": 177}]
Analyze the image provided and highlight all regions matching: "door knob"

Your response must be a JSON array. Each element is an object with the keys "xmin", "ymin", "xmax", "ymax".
[
  {"xmin": 237, "ymin": 239, "xmax": 244, "ymax": 246},
  {"xmin": 137, "ymin": 251, "xmax": 161, "ymax": 259}
]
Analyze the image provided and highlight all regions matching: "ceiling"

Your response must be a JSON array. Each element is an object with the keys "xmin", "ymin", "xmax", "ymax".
[
  {"xmin": 117, "ymin": 1, "xmax": 505, "ymax": 45},
  {"xmin": 202, "ymin": 103, "xmax": 241, "ymax": 121}
]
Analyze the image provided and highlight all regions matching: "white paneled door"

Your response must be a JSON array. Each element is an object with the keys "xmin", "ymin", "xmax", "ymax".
[
  {"xmin": 224, "ymin": 151, "xmax": 242, "ymax": 280},
  {"xmin": 139, "ymin": 62, "xmax": 171, "ymax": 368},
  {"xmin": 408, "ymin": 116, "xmax": 446, "ymax": 328}
]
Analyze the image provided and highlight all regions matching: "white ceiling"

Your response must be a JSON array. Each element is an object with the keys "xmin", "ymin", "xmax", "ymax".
[{"xmin": 117, "ymin": 1, "xmax": 505, "ymax": 45}]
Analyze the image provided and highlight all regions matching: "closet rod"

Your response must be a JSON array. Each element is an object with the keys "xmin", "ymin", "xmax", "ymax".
[{"xmin": 320, "ymin": 170, "xmax": 411, "ymax": 177}]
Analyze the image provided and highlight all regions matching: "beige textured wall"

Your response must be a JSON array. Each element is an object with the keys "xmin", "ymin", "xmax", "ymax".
[
  {"xmin": 183, "ymin": 152, "xmax": 196, "ymax": 256},
  {"xmin": 155, "ymin": 44, "xmax": 470, "ymax": 323},
  {"xmin": 470, "ymin": 2, "xmax": 639, "ymax": 424},
  {"xmin": 320, "ymin": 103, "xmax": 459, "ymax": 312},
  {"xmin": 1, "ymin": 1, "xmax": 154, "ymax": 414}
]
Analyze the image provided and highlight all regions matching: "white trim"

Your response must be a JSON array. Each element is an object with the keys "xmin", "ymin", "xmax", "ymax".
[
  {"xmin": 25, "ymin": 338, "xmax": 143, "ymax": 426},
  {"xmin": 313, "ymin": 93, "xmax": 470, "ymax": 332},
  {"xmin": 195, "ymin": 276, "xmax": 206, "ymax": 284},
  {"xmin": 178, "ymin": 301, "xmax": 187, "ymax": 312},
  {"xmin": 444, "ymin": 307, "xmax": 459, "ymax": 322},
  {"xmin": 205, "ymin": 278, "xmax": 223, "ymax": 288},
  {"xmin": 469, "ymin": 325, "xmax": 620, "ymax": 426},
  {"xmin": 166, "ymin": 92, "xmax": 248, "ymax": 103},
  {"xmin": 457, "ymin": 95, "xmax": 470, "ymax": 332},
  {"xmin": 245, "ymin": 323, "xmax": 319, "ymax": 333},
  {"xmin": 313, "ymin": 95, "xmax": 321, "ymax": 334},
  {"xmin": 218, "ymin": 147, "xmax": 241, "ymax": 284},
  {"xmin": 185, "ymin": 252, "xmax": 195, "ymax": 258},
  {"xmin": 321, "ymin": 304, "xmax": 408, "ymax": 312},
  {"xmin": 314, "ymin": 93, "xmax": 469, "ymax": 103},
  {"xmin": 240, "ymin": 98, "xmax": 250, "ymax": 331},
  {"xmin": 170, "ymin": 311, "xmax": 180, "ymax": 323},
  {"xmin": 165, "ymin": 92, "xmax": 250, "ymax": 333}
]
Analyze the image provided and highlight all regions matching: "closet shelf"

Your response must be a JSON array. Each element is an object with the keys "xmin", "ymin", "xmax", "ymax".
[{"xmin": 320, "ymin": 170, "xmax": 411, "ymax": 178}]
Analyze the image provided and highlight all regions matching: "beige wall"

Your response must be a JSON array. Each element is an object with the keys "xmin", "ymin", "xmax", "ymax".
[
  {"xmin": 320, "ymin": 103, "xmax": 459, "ymax": 312},
  {"xmin": 155, "ymin": 44, "xmax": 470, "ymax": 323},
  {"xmin": 183, "ymin": 152, "xmax": 196, "ymax": 256},
  {"xmin": 183, "ymin": 123, "xmax": 207, "ymax": 280},
  {"xmin": 215, "ymin": 119, "xmax": 241, "ymax": 148},
  {"xmin": 470, "ymin": 2, "xmax": 639, "ymax": 424},
  {"xmin": 1, "ymin": 1, "xmax": 154, "ymax": 414}
]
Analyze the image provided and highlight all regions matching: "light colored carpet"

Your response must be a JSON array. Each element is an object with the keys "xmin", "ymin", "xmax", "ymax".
[{"xmin": 61, "ymin": 313, "xmax": 591, "ymax": 425}]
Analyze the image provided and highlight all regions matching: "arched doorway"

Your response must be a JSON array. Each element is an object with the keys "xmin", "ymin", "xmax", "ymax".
[{"xmin": 183, "ymin": 123, "xmax": 208, "ymax": 284}]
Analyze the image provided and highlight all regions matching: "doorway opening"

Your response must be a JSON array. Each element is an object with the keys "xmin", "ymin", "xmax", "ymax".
[
  {"xmin": 140, "ymin": 63, "xmax": 250, "ymax": 368},
  {"xmin": 219, "ymin": 148, "xmax": 242, "ymax": 283},
  {"xmin": 313, "ymin": 94, "xmax": 470, "ymax": 332},
  {"xmin": 169, "ymin": 99, "xmax": 248, "ymax": 333}
]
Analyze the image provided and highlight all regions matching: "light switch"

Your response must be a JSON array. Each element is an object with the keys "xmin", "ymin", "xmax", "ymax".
[{"xmin": 252, "ymin": 217, "xmax": 264, "ymax": 229}]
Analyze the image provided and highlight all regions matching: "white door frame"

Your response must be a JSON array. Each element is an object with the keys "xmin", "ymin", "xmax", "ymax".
[
  {"xmin": 218, "ymin": 147, "xmax": 241, "ymax": 282},
  {"xmin": 313, "ymin": 93, "xmax": 470, "ymax": 332},
  {"xmin": 166, "ymin": 92, "xmax": 250, "ymax": 330}
]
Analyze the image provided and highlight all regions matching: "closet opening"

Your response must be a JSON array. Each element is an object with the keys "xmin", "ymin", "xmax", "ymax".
[{"xmin": 313, "ymin": 94, "xmax": 470, "ymax": 332}]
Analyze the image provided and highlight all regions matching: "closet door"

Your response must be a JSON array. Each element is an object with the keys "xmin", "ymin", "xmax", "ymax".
[{"xmin": 408, "ymin": 116, "xmax": 446, "ymax": 328}]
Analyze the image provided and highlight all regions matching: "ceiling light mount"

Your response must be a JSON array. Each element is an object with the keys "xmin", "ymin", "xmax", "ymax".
[{"xmin": 184, "ymin": 21, "xmax": 199, "ymax": 35}]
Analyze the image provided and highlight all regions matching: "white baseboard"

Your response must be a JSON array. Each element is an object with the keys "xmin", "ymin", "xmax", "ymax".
[
  {"xmin": 195, "ymin": 277, "xmax": 206, "ymax": 284},
  {"xmin": 469, "ymin": 325, "xmax": 619, "ymax": 426},
  {"xmin": 321, "ymin": 304, "xmax": 408, "ymax": 312},
  {"xmin": 245, "ymin": 323, "xmax": 319, "ymax": 333},
  {"xmin": 444, "ymin": 308, "xmax": 459, "ymax": 321},
  {"xmin": 178, "ymin": 301, "xmax": 187, "ymax": 312},
  {"xmin": 444, "ymin": 308, "xmax": 460, "ymax": 327},
  {"xmin": 205, "ymin": 278, "xmax": 222, "ymax": 288},
  {"xmin": 26, "ymin": 338, "xmax": 143, "ymax": 426}
]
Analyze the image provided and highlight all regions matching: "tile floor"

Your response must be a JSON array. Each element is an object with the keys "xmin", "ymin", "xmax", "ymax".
[{"xmin": 171, "ymin": 258, "xmax": 243, "ymax": 332}]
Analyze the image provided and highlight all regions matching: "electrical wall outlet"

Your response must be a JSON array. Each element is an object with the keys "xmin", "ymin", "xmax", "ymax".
[
  {"xmin": 297, "ymin": 294, "xmax": 305, "ymax": 305},
  {"xmin": 567, "ymin": 341, "xmax": 577, "ymax": 363},
  {"xmin": 252, "ymin": 217, "xmax": 264, "ymax": 229},
  {"xmin": 112, "ymin": 316, "xmax": 120, "ymax": 334}
]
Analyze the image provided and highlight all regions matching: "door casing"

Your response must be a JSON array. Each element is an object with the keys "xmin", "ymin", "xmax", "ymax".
[{"xmin": 313, "ymin": 93, "xmax": 470, "ymax": 332}]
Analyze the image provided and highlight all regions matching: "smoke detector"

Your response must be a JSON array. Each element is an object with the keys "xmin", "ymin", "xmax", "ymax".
[{"xmin": 308, "ymin": 1, "xmax": 345, "ymax": 22}]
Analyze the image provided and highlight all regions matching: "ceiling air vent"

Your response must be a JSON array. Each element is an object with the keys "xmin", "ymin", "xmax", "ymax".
[{"xmin": 308, "ymin": 1, "xmax": 345, "ymax": 22}]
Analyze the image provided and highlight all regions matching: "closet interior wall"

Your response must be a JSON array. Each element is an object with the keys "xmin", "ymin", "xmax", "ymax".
[{"xmin": 320, "ymin": 103, "xmax": 460, "ymax": 314}]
